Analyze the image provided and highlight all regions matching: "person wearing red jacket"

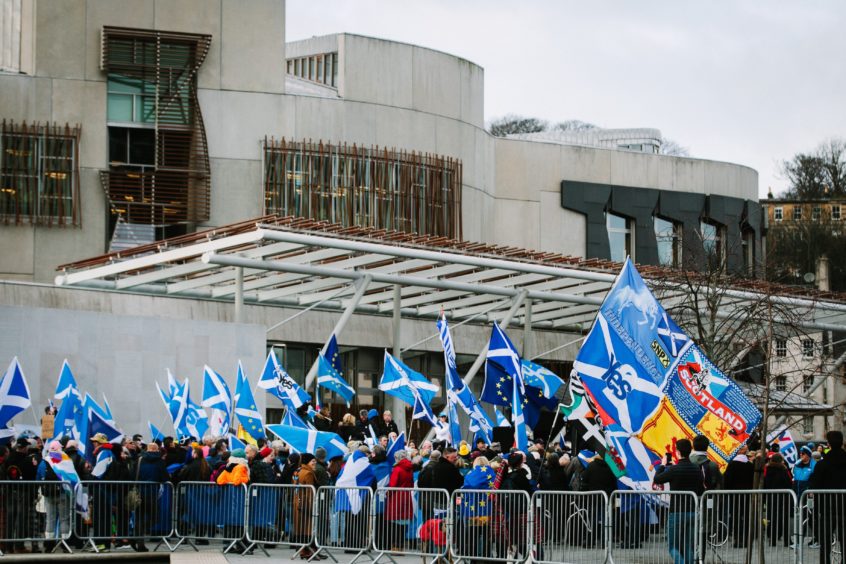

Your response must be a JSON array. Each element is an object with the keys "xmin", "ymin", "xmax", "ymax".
[{"xmin": 385, "ymin": 450, "xmax": 414, "ymax": 550}]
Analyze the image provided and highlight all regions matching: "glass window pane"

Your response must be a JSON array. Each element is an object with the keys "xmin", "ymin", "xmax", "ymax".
[
  {"xmin": 108, "ymin": 128, "xmax": 128, "ymax": 163},
  {"xmin": 607, "ymin": 212, "xmax": 627, "ymax": 230},
  {"xmin": 128, "ymin": 129, "xmax": 156, "ymax": 165},
  {"xmin": 107, "ymin": 93, "xmax": 133, "ymax": 122},
  {"xmin": 608, "ymin": 231, "xmax": 627, "ymax": 262}
]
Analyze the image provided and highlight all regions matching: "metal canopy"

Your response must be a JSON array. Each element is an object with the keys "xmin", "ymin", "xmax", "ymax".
[{"xmin": 54, "ymin": 216, "xmax": 846, "ymax": 333}]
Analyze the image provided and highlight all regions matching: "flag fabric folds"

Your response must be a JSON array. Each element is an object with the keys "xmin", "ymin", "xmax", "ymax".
[
  {"xmin": 54, "ymin": 360, "xmax": 79, "ymax": 401},
  {"xmin": 46, "ymin": 450, "xmax": 80, "ymax": 487},
  {"xmin": 148, "ymin": 421, "xmax": 164, "ymax": 442},
  {"xmin": 85, "ymin": 409, "xmax": 124, "ymax": 464},
  {"xmin": 386, "ymin": 432, "xmax": 406, "ymax": 461},
  {"xmin": 203, "ymin": 364, "xmax": 232, "ymax": 437},
  {"xmin": 333, "ymin": 450, "xmax": 375, "ymax": 515},
  {"xmin": 265, "ymin": 423, "xmax": 347, "ymax": 461},
  {"xmin": 0, "ymin": 357, "xmax": 32, "ymax": 430},
  {"xmin": 494, "ymin": 407, "xmax": 510, "ymax": 428},
  {"xmin": 281, "ymin": 409, "xmax": 313, "ymax": 430},
  {"xmin": 447, "ymin": 396, "xmax": 462, "ymax": 446},
  {"xmin": 412, "ymin": 395, "xmax": 438, "ymax": 426},
  {"xmin": 572, "ymin": 258, "xmax": 761, "ymax": 491},
  {"xmin": 481, "ymin": 325, "xmax": 525, "ymax": 406},
  {"xmin": 258, "ymin": 350, "xmax": 311, "ymax": 409},
  {"xmin": 234, "ymin": 366, "xmax": 266, "ymax": 440},
  {"xmin": 316, "ymin": 354, "xmax": 355, "ymax": 406},
  {"xmin": 511, "ymin": 378, "xmax": 528, "ymax": 452},
  {"xmin": 521, "ymin": 359, "xmax": 564, "ymax": 399},
  {"xmin": 379, "ymin": 352, "xmax": 438, "ymax": 408},
  {"xmin": 229, "ymin": 434, "xmax": 247, "ymax": 452}
]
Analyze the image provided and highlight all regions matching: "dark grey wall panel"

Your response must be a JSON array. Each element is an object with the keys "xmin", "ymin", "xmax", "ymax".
[
  {"xmin": 611, "ymin": 186, "xmax": 660, "ymax": 265},
  {"xmin": 707, "ymin": 195, "xmax": 746, "ymax": 271},
  {"xmin": 561, "ymin": 181, "xmax": 611, "ymax": 260}
]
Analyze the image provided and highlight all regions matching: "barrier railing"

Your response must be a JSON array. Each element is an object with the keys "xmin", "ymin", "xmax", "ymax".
[
  {"xmin": 75, "ymin": 480, "xmax": 173, "ymax": 553},
  {"xmin": 532, "ymin": 490, "xmax": 607, "ymax": 564},
  {"xmin": 245, "ymin": 483, "xmax": 316, "ymax": 557},
  {"xmin": 313, "ymin": 485, "xmax": 373, "ymax": 563},
  {"xmin": 699, "ymin": 488, "xmax": 796, "ymax": 564},
  {"xmin": 372, "ymin": 487, "xmax": 449, "ymax": 563},
  {"xmin": 608, "ymin": 490, "xmax": 698, "ymax": 564},
  {"xmin": 0, "ymin": 480, "xmax": 74, "ymax": 555},
  {"xmin": 449, "ymin": 489, "xmax": 532, "ymax": 564},
  {"xmin": 172, "ymin": 481, "xmax": 246, "ymax": 553},
  {"xmin": 799, "ymin": 489, "xmax": 845, "ymax": 564}
]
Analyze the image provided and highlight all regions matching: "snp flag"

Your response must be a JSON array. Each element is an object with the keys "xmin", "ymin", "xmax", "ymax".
[{"xmin": 258, "ymin": 350, "xmax": 311, "ymax": 409}]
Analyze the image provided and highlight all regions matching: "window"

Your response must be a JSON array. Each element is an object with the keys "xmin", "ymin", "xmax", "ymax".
[
  {"xmin": 286, "ymin": 52, "xmax": 339, "ymax": 88},
  {"xmin": 803, "ymin": 416, "xmax": 813, "ymax": 435},
  {"xmin": 793, "ymin": 206, "xmax": 802, "ymax": 220},
  {"xmin": 832, "ymin": 205, "xmax": 841, "ymax": 221},
  {"xmin": 0, "ymin": 121, "xmax": 81, "ymax": 226},
  {"xmin": 263, "ymin": 139, "xmax": 462, "ymax": 239},
  {"xmin": 775, "ymin": 376, "xmax": 786, "ymax": 392},
  {"xmin": 775, "ymin": 339, "xmax": 787, "ymax": 357},
  {"xmin": 655, "ymin": 216, "xmax": 682, "ymax": 267},
  {"xmin": 803, "ymin": 373, "xmax": 814, "ymax": 393},
  {"xmin": 812, "ymin": 206, "xmax": 821, "ymax": 221},
  {"xmin": 774, "ymin": 207, "xmax": 783, "ymax": 222},
  {"xmin": 700, "ymin": 220, "xmax": 724, "ymax": 260},
  {"xmin": 607, "ymin": 212, "xmax": 633, "ymax": 262},
  {"xmin": 802, "ymin": 339, "xmax": 814, "ymax": 358},
  {"xmin": 742, "ymin": 229, "xmax": 755, "ymax": 272}
]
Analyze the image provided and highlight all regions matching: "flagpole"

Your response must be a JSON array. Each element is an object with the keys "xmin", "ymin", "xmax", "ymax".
[{"xmin": 545, "ymin": 403, "xmax": 562, "ymax": 446}]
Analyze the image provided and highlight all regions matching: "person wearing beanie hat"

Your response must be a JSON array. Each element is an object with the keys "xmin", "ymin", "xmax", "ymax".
[
  {"xmin": 244, "ymin": 444, "xmax": 275, "ymax": 485},
  {"xmin": 313, "ymin": 447, "xmax": 330, "ymax": 487},
  {"xmin": 216, "ymin": 449, "xmax": 249, "ymax": 485}
]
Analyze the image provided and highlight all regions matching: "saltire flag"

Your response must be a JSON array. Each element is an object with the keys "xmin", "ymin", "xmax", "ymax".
[
  {"xmin": 386, "ymin": 432, "xmax": 406, "ymax": 461},
  {"xmin": 168, "ymin": 379, "xmax": 189, "ymax": 438},
  {"xmin": 481, "ymin": 325, "xmax": 525, "ymax": 406},
  {"xmin": 53, "ymin": 389, "xmax": 82, "ymax": 440},
  {"xmin": 148, "ymin": 421, "xmax": 165, "ymax": 442},
  {"xmin": 316, "ymin": 354, "xmax": 355, "ymax": 406},
  {"xmin": 101, "ymin": 395, "xmax": 114, "ymax": 422},
  {"xmin": 446, "ymin": 394, "xmax": 462, "ymax": 446},
  {"xmin": 0, "ymin": 357, "xmax": 32, "ymax": 430},
  {"xmin": 379, "ymin": 351, "xmax": 438, "ymax": 407},
  {"xmin": 74, "ymin": 393, "xmax": 113, "ymax": 459},
  {"xmin": 281, "ymin": 408, "xmax": 313, "ymax": 430},
  {"xmin": 184, "ymin": 394, "xmax": 209, "ymax": 440},
  {"xmin": 521, "ymin": 359, "xmax": 564, "ymax": 399},
  {"xmin": 202, "ymin": 365, "xmax": 232, "ymax": 437},
  {"xmin": 265, "ymin": 423, "xmax": 347, "ymax": 460},
  {"xmin": 511, "ymin": 378, "xmax": 528, "ymax": 452},
  {"xmin": 85, "ymin": 409, "xmax": 124, "ymax": 464},
  {"xmin": 258, "ymin": 350, "xmax": 311, "ymax": 409},
  {"xmin": 412, "ymin": 394, "xmax": 438, "ymax": 426},
  {"xmin": 54, "ymin": 360, "xmax": 79, "ymax": 401},
  {"xmin": 156, "ymin": 381, "xmax": 171, "ymax": 411},
  {"xmin": 494, "ymin": 407, "xmax": 510, "ymax": 427},
  {"xmin": 234, "ymin": 367, "xmax": 266, "ymax": 440},
  {"xmin": 572, "ymin": 258, "xmax": 761, "ymax": 490},
  {"xmin": 437, "ymin": 313, "xmax": 494, "ymax": 442},
  {"xmin": 228, "ymin": 434, "xmax": 247, "ymax": 452},
  {"xmin": 333, "ymin": 450, "xmax": 375, "ymax": 515}
]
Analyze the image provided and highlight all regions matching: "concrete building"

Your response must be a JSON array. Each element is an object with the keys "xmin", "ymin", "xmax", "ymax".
[{"xmin": 0, "ymin": 0, "xmax": 841, "ymax": 437}]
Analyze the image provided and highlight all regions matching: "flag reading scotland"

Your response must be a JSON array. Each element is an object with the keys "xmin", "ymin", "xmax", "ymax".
[
  {"xmin": 258, "ymin": 350, "xmax": 311, "ymax": 409},
  {"xmin": 573, "ymin": 258, "xmax": 761, "ymax": 490}
]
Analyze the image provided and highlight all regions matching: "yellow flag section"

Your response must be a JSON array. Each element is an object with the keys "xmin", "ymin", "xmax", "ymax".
[{"xmin": 236, "ymin": 425, "xmax": 258, "ymax": 446}]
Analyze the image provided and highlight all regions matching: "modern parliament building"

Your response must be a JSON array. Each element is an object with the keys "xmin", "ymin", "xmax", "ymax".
[{"xmin": 4, "ymin": 0, "xmax": 840, "ymax": 438}]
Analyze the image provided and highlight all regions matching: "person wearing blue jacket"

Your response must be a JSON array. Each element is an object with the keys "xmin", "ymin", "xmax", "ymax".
[
  {"xmin": 793, "ymin": 446, "xmax": 817, "ymax": 549},
  {"xmin": 133, "ymin": 443, "xmax": 169, "ymax": 552}
]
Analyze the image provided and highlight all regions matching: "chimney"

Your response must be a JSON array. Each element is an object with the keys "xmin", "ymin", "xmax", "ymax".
[{"xmin": 816, "ymin": 255, "xmax": 830, "ymax": 292}]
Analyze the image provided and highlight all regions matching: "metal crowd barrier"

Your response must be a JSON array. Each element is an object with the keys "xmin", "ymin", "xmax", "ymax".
[
  {"xmin": 532, "ymin": 490, "xmax": 607, "ymax": 564},
  {"xmin": 313, "ymin": 485, "xmax": 373, "ymax": 563},
  {"xmin": 608, "ymin": 490, "xmax": 699, "ymax": 564},
  {"xmin": 245, "ymin": 483, "xmax": 316, "ymax": 557},
  {"xmin": 372, "ymin": 487, "xmax": 449, "ymax": 563},
  {"xmin": 75, "ymin": 480, "xmax": 173, "ymax": 553},
  {"xmin": 0, "ymin": 480, "xmax": 74, "ymax": 555},
  {"xmin": 449, "ymin": 488, "xmax": 532, "ymax": 564},
  {"xmin": 173, "ymin": 481, "xmax": 246, "ymax": 553},
  {"xmin": 799, "ymin": 489, "xmax": 845, "ymax": 564},
  {"xmin": 699, "ymin": 488, "xmax": 796, "ymax": 564}
]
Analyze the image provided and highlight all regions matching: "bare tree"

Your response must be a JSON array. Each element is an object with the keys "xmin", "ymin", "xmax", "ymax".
[
  {"xmin": 779, "ymin": 137, "xmax": 846, "ymax": 199},
  {"xmin": 488, "ymin": 115, "xmax": 548, "ymax": 137},
  {"xmin": 659, "ymin": 138, "xmax": 689, "ymax": 157}
]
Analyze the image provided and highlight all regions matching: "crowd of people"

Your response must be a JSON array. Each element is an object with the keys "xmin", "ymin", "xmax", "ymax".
[{"xmin": 0, "ymin": 405, "xmax": 843, "ymax": 563}]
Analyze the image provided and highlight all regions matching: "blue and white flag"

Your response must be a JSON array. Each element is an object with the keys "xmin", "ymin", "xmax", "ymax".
[
  {"xmin": 438, "ymin": 313, "xmax": 493, "ymax": 442},
  {"xmin": 184, "ymin": 395, "xmax": 209, "ymax": 440},
  {"xmin": 412, "ymin": 394, "xmax": 438, "ymax": 426},
  {"xmin": 85, "ymin": 409, "xmax": 124, "ymax": 464},
  {"xmin": 494, "ymin": 407, "xmax": 511, "ymax": 428},
  {"xmin": 228, "ymin": 434, "xmax": 247, "ymax": 452},
  {"xmin": 281, "ymin": 408, "xmax": 313, "ymax": 430},
  {"xmin": 148, "ymin": 421, "xmax": 164, "ymax": 442},
  {"xmin": 386, "ymin": 432, "xmax": 406, "ymax": 461},
  {"xmin": 265, "ymin": 423, "xmax": 347, "ymax": 460},
  {"xmin": 101, "ymin": 395, "xmax": 114, "ymax": 422},
  {"xmin": 481, "ymin": 325, "xmax": 524, "ymax": 406},
  {"xmin": 316, "ymin": 354, "xmax": 355, "ymax": 406},
  {"xmin": 0, "ymin": 357, "xmax": 32, "ymax": 429},
  {"xmin": 53, "ymin": 389, "xmax": 82, "ymax": 440},
  {"xmin": 447, "ymin": 394, "xmax": 462, "ymax": 446},
  {"xmin": 512, "ymin": 378, "xmax": 529, "ymax": 452},
  {"xmin": 234, "ymin": 367, "xmax": 266, "ymax": 440},
  {"xmin": 156, "ymin": 380, "xmax": 171, "ymax": 411},
  {"xmin": 258, "ymin": 350, "xmax": 311, "ymax": 409},
  {"xmin": 379, "ymin": 352, "xmax": 439, "ymax": 407},
  {"xmin": 521, "ymin": 359, "xmax": 564, "ymax": 399},
  {"xmin": 54, "ymin": 360, "xmax": 79, "ymax": 401},
  {"xmin": 168, "ymin": 379, "xmax": 190, "ymax": 437},
  {"xmin": 333, "ymin": 450, "xmax": 375, "ymax": 515},
  {"xmin": 202, "ymin": 365, "xmax": 233, "ymax": 413}
]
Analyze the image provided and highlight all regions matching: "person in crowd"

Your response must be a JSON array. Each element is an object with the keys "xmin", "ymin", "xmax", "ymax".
[
  {"xmin": 538, "ymin": 452, "xmax": 568, "ymax": 491},
  {"xmin": 690, "ymin": 435, "xmax": 722, "ymax": 490},
  {"xmin": 457, "ymin": 456, "xmax": 495, "ymax": 562},
  {"xmin": 36, "ymin": 441, "xmax": 70, "ymax": 551},
  {"xmin": 40, "ymin": 405, "xmax": 56, "ymax": 441},
  {"xmin": 207, "ymin": 439, "xmax": 228, "ymax": 469},
  {"xmin": 653, "ymin": 439, "xmax": 702, "ymax": 564},
  {"xmin": 763, "ymin": 453, "xmax": 792, "ymax": 547},
  {"xmin": 366, "ymin": 409, "xmax": 385, "ymax": 441},
  {"xmin": 433, "ymin": 413, "xmax": 450, "ymax": 451},
  {"xmin": 431, "ymin": 447, "xmax": 464, "ymax": 496},
  {"xmin": 355, "ymin": 410, "xmax": 370, "ymax": 438},
  {"xmin": 313, "ymin": 406, "xmax": 333, "ymax": 432},
  {"xmin": 246, "ymin": 445, "xmax": 276, "ymax": 485},
  {"xmin": 89, "ymin": 433, "xmax": 120, "ymax": 547},
  {"xmin": 216, "ymin": 448, "xmax": 249, "ymax": 486},
  {"xmin": 809, "ymin": 430, "xmax": 846, "ymax": 564},
  {"xmin": 313, "ymin": 447, "xmax": 331, "ymax": 487},
  {"xmin": 5, "ymin": 436, "xmax": 39, "ymax": 553},
  {"xmin": 382, "ymin": 411, "xmax": 399, "ymax": 436},
  {"xmin": 280, "ymin": 453, "xmax": 301, "ymax": 485},
  {"xmin": 378, "ymin": 435, "xmax": 389, "ymax": 449},
  {"xmin": 793, "ymin": 445, "xmax": 817, "ymax": 549},
  {"xmin": 294, "ymin": 454, "xmax": 322, "ymax": 559},
  {"xmin": 338, "ymin": 413, "xmax": 359, "ymax": 443},
  {"xmin": 216, "ymin": 448, "xmax": 250, "ymax": 553},
  {"xmin": 385, "ymin": 450, "xmax": 414, "ymax": 550},
  {"xmin": 500, "ymin": 453, "xmax": 532, "ymax": 559},
  {"xmin": 580, "ymin": 449, "xmax": 616, "ymax": 497},
  {"xmin": 134, "ymin": 442, "xmax": 169, "ymax": 552},
  {"xmin": 723, "ymin": 445, "xmax": 754, "ymax": 548},
  {"xmin": 180, "ymin": 443, "xmax": 212, "ymax": 482}
]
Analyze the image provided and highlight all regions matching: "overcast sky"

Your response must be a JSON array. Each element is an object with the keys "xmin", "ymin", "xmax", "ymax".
[{"xmin": 288, "ymin": 1, "xmax": 846, "ymax": 198}]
